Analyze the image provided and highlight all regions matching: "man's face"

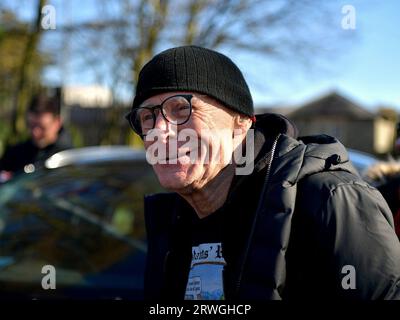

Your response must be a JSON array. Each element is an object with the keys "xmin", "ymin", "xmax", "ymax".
[
  {"xmin": 27, "ymin": 112, "xmax": 62, "ymax": 149},
  {"xmin": 142, "ymin": 91, "xmax": 238, "ymax": 193}
]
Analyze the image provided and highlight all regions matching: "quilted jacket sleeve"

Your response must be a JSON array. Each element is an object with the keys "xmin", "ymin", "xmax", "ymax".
[{"xmin": 308, "ymin": 173, "xmax": 400, "ymax": 299}]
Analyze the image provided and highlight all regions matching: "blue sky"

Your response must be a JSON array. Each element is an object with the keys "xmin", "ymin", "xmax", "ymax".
[
  {"xmin": 247, "ymin": 0, "xmax": 400, "ymax": 110},
  {"xmin": 4, "ymin": 0, "xmax": 400, "ymax": 111}
]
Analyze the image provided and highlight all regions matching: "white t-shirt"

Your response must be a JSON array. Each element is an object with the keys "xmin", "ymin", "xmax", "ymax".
[{"xmin": 184, "ymin": 242, "xmax": 226, "ymax": 300}]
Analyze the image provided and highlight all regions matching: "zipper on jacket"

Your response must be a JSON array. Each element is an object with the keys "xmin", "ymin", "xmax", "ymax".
[{"xmin": 234, "ymin": 134, "xmax": 280, "ymax": 298}]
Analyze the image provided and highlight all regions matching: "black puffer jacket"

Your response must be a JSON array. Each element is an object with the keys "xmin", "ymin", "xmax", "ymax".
[{"xmin": 144, "ymin": 113, "xmax": 400, "ymax": 300}]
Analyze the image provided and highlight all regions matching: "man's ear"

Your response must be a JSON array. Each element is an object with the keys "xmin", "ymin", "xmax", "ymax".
[
  {"xmin": 54, "ymin": 115, "xmax": 63, "ymax": 130},
  {"xmin": 234, "ymin": 115, "xmax": 252, "ymax": 133},
  {"xmin": 232, "ymin": 115, "xmax": 252, "ymax": 143}
]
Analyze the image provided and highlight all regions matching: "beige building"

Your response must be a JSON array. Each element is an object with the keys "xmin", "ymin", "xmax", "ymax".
[
  {"xmin": 62, "ymin": 85, "xmax": 113, "ymax": 108},
  {"xmin": 257, "ymin": 92, "xmax": 396, "ymax": 155}
]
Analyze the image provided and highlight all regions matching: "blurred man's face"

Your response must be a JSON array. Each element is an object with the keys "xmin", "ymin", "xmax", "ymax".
[{"xmin": 27, "ymin": 112, "xmax": 62, "ymax": 148}]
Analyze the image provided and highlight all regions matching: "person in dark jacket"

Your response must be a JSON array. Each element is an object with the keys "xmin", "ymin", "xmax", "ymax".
[
  {"xmin": 363, "ymin": 161, "xmax": 400, "ymax": 239},
  {"xmin": 0, "ymin": 93, "xmax": 72, "ymax": 181},
  {"xmin": 126, "ymin": 46, "xmax": 400, "ymax": 300}
]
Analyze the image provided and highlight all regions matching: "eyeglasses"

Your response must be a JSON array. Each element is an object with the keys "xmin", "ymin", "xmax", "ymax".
[{"xmin": 125, "ymin": 94, "xmax": 193, "ymax": 137}]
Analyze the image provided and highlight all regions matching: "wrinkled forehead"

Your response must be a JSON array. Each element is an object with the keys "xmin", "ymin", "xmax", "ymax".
[
  {"xmin": 139, "ymin": 91, "xmax": 195, "ymax": 107},
  {"xmin": 140, "ymin": 91, "xmax": 231, "ymax": 113}
]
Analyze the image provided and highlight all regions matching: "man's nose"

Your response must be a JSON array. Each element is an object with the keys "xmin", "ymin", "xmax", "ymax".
[
  {"xmin": 153, "ymin": 110, "xmax": 168, "ymax": 130},
  {"xmin": 154, "ymin": 110, "xmax": 177, "ymax": 135},
  {"xmin": 31, "ymin": 127, "xmax": 42, "ymax": 138}
]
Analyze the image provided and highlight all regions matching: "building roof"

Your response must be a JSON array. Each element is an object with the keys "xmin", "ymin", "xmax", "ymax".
[
  {"xmin": 288, "ymin": 92, "xmax": 376, "ymax": 120},
  {"xmin": 255, "ymin": 106, "xmax": 295, "ymax": 116}
]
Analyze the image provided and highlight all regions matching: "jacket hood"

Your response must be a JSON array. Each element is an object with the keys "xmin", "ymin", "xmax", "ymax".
[{"xmin": 253, "ymin": 113, "xmax": 359, "ymax": 184}]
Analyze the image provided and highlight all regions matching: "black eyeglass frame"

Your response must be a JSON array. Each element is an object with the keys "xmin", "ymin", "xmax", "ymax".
[{"xmin": 125, "ymin": 94, "xmax": 193, "ymax": 137}]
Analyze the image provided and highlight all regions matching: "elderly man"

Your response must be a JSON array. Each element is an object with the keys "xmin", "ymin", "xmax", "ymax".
[{"xmin": 126, "ymin": 46, "xmax": 400, "ymax": 300}]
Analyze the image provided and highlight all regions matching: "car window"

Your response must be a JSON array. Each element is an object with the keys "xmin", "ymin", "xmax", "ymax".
[
  {"xmin": 0, "ymin": 160, "xmax": 164, "ymax": 299},
  {"xmin": 347, "ymin": 149, "xmax": 377, "ymax": 176}
]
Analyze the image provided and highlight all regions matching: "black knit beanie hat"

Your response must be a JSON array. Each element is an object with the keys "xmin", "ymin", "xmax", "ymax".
[{"xmin": 132, "ymin": 46, "xmax": 254, "ymax": 118}]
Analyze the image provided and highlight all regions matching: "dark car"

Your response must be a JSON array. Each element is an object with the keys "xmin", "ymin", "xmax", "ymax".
[
  {"xmin": 0, "ymin": 146, "xmax": 164, "ymax": 299},
  {"xmin": 0, "ymin": 145, "xmax": 379, "ymax": 300},
  {"xmin": 347, "ymin": 148, "xmax": 378, "ymax": 176}
]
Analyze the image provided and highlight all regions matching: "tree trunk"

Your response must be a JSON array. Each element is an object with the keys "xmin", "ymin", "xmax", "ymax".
[{"xmin": 9, "ymin": 0, "xmax": 46, "ymax": 145}]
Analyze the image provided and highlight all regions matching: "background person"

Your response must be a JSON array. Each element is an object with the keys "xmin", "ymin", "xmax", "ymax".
[
  {"xmin": 0, "ymin": 93, "xmax": 72, "ymax": 180},
  {"xmin": 364, "ymin": 161, "xmax": 400, "ymax": 239}
]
